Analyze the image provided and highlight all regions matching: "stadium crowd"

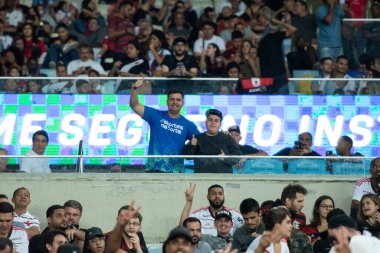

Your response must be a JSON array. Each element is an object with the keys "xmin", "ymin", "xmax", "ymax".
[
  {"xmin": 1, "ymin": 177, "xmax": 380, "ymax": 253},
  {"xmin": 0, "ymin": 0, "xmax": 379, "ymax": 94}
]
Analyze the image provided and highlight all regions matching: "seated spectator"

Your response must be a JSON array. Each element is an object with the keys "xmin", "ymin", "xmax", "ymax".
[
  {"xmin": 4, "ymin": 79, "xmax": 19, "ymax": 93},
  {"xmin": 301, "ymin": 196, "xmax": 335, "ymax": 245},
  {"xmin": 312, "ymin": 57, "xmax": 334, "ymax": 94},
  {"xmin": 166, "ymin": 11, "xmax": 192, "ymax": 40},
  {"xmin": 246, "ymin": 208, "xmax": 292, "ymax": 253},
  {"xmin": 273, "ymin": 132, "xmax": 321, "ymax": 157},
  {"xmin": 219, "ymin": 0, "xmax": 247, "ymax": 17},
  {"xmin": 328, "ymin": 55, "xmax": 358, "ymax": 95},
  {"xmin": 370, "ymin": 55, "xmax": 380, "ymax": 78},
  {"xmin": 351, "ymin": 158, "xmax": 380, "ymax": 218},
  {"xmin": 69, "ymin": 17, "xmax": 107, "ymax": 48},
  {"xmin": 45, "ymin": 230, "xmax": 68, "ymax": 253},
  {"xmin": 42, "ymin": 63, "xmax": 76, "ymax": 93},
  {"xmin": 193, "ymin": 21, "xmax": 226, "ymax": 58},
  {"xmin": 0, "ymin": 20, "xmax": 13, "ymax": 53},
  {"xmin": 0, "ymin": 238, "xmax": 13, "ymax": 253},
  {"xmin": 42, "ymin": 24, "xmax": 79, "ymax": 69},
  {"xmin": 182, "ymin": 217, "xmax": 212, "ymax": 253},
  {"xmin": 162, "ymin": 226, "xmax": 192, "ymax": 253},
  {"xmin": 0, "ymin": 148, "xmax": 9, "ymax": 172},
  {"xmin": 88, "ymin": 69, "xmax": 104, "ymax": 94},
  {"xmin": 20, "ymin": 23, "xmax": 46, "ymax": 62},
  {"xmin": 357, "ymin": 194, "xmax": 380, "ymax": 238},
  {"xmin": 201, "ymin": 210, "xmax": 234, "ymax": 251},
  {"xmin": 73, "ymin": 0, "xmax": 106, "ymax": 33},
  {"xmin": 183, "ymin": 109, "xmax": 241, "ymax": 173},
  {"xmin": 330, "ymin": 135, "xmax": 363, "ymax": 157},
  {"xmin": 199, "ymin": 43, "xmax": 224, "ymax": 77},
  {"xmin": 0, "ymin": 47, "xmax": 24, "ymax": 75},
  {"xmin": 228, "ymin": 125, "xmax": 267, "ymax": 156},
  {"xmin": 4, "ymin": 0, "xmax": 24, "ymax": 35},
  {"xmin": 286, "ymin": 36, "xmax": 317, "ymax": 74},
  {"xmin": 223, "ymin": 61, "xmax": 240, "ymax": 93},
  {"xmin": 84, "ymin": 227, "xmax": 105, "ymax": 253},
  {"xmin": 51, "ymin": 1, "xmax": 78, "ymax": 26},
  {"xmin": 67, "ymin": 43, "xmax": 106, "ymax": 76},
  {"xmin": 280, "ymin": 184, "xmax": 308, "ymax": 231},
  {"xmin": 75, "ymin": 80, "xmax": 91, "ymax": 94},
  {"xmin": 232, "ymin": 198, "xmax": 265, "ymax": 252},
  {"xmin": 363, "ymin": 2, "xmax": 380, "ymax": 57},
  {"xmin": 12, "ymin": 187, "xmax": 41, "ymax": 238},
  {"xmin": 222, "ymin": 30, "xmax": 243, "ymax": 64},
  {"xmin": 219, "ymin": 14, "xmax": 240, "ymax": 42},
  {"xmin": 236, "ymin": 39, "xmax": 260, "ymax": 78},
  {"xmin": 132, "ymin": 0, "xmax": 164, "ymax": 27},
  {"xmin": 147, "ymin": 30, "xmax": 170, "ymax": 76}
]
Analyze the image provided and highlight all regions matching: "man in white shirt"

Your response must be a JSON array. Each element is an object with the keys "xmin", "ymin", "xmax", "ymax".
[
  {"xmin": 12, "ymin": 187, "xmax": 40, "ymax": 238},
  {"xmin": 20, "ymin": 130, "xmax": 51, "ymax": 173},
  {"xmin": 67, "ymin": 43, "xmax": 106, "ymax": 76},
  {"xmin": 193, "ymin": 21, "xmax": 226, "ymax": 58},
  {"xmin": 0, "ymin": 202, "xmax": 28, "ymax": 253}
]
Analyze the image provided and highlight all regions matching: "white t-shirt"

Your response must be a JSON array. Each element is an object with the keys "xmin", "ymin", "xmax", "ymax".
[
  {"xmin": 20, "ymin": 150, "xmax": 51, "ymax": 173},
  {"xmin": 193, "ymin": 35, "xmax": 226, "ymax": 54},
  {"xmin": 14, "ymin": 211, "xmax": 40, "ymax": 229},
  {"xmin": 352, "ymin": 177, "xmax": 376, "ymax": 201},
  {"xmin": 8, "ymin": 225, "xmax": 29, "ymax": 253},
  {"xmin": 190, "ymin": 206, "xmax": 244, "ymax": 236},
  {"xmin": 6, "ymin": 10, "xmax": 24, "ymax": 27},
  {"xmin": 67, "ymin": 59, "xmax": 106, "ymax": 76},
  {"xmin": 247, "ymin": 235, "xmax": 289, "ymax": 253},
  {"xmin": 329, "ymin": 234, "xmax": 380, "ymax": 253}
]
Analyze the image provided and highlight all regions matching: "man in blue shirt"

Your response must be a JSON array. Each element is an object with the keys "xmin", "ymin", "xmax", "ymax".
[{"xmin": 129, "ymin": 79, "xmax": 199, "ymax": 172}]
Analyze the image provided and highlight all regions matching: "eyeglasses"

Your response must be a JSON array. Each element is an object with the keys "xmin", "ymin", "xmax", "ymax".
[
  {"xmin": 320, "ymin": 205, "xmax": 334, "ymax": 209},
  {"xmin": 126, "ymin": 222, "xmax": 140, "ymax": 226},
  {"xmin": 89, "ymin": 237, "xmax": 105, "ymax": 243}
]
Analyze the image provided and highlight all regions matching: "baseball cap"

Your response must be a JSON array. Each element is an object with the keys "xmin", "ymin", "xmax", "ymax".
[
  {"xmin": 205, "ymin": 109, "xmax": 223, "ymax": 120},
  {"xmin": 328, "ymin": 214, "xmax": 357, "ymax": 230},
  {"xmin": 215, "ymin": 209, "xmax": 232, "ymax": 220},
  {"xmin": 86, "ymin": 227, "xmax": 104, "ymax": 240},
  {"xmin": 172, "ymin": 37, "xmax": 187, "ymax": 46},
  {"xmin": 166, "ymin": 226, "xmax": 192, "ymax": 243},
  {"xmin": 228, "ymin": 125, "xmax": 240, "ymax": 134}
]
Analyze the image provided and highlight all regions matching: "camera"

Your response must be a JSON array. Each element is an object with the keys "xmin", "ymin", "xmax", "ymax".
[
  {"xmin": 294, "ymin": 141, "xmax": 305, "ymax": 150},
  {"xmin": 326, "ymin": 151, "xmax": 333, "ymax": 155}
]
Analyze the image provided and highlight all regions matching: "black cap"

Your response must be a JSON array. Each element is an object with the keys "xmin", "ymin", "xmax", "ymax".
[
  {"xmin": 86, "ymin": 227, "xmax": 104, "ymax": 240},
  {"xmin": 205, "ymin": 109, "xmax": 223, "ymax": 120},
  {"xmin": 166, "ymin": 226, "xmax": 192, "ymax": 243},
  {"xmin": 228, "ymin": 125, "xmax": 240, "ymax": 134},
  {"xmin": 231, "ymin": 31, "xmax": 243, "ymax": 40},
  {"xmin": 173, "ymin": 37, "xmax": 187, "ymax": 46},
  {"xmin": 215, "ymin": 209, "xmax": 232, "ymax": 220},
  {"xmin": 328, "ymin": 214, "xmax": 357, "ymax": 230},
  {"xmin": 57, "ymin": 244, "xmax": 81, "ymax": 253}
]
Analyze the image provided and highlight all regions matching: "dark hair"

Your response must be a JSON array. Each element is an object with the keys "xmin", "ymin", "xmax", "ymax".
[
  {"xmin": 370, "ymin": 158, "xmax": 380, "ymax": 175},
  {"xmin": 44, "ymin": 230, "xmax": 67, "ymax": 246},
  {"xmin": 55, "ymin": 23, "xmax": 68, "ymax": 32},
  {"xmin": 0, "ymin": 238, "xmax": 13, "ymax": 253},
  {"xmin": 46, "ymin": 205, "xmax": 65, "ymax": 218},
  {"xmin": 298, "ymin": 132, "xmax": 312, "ymax": 141},
  {"xmin": 295, "ymin": 0, "xmax": 307, "ymax": 9},
  {"xmin": 76, "ymin": 79, "xmax": 89, "ymax": 89},
  {"xmin": 358, "ymin": 194, "xmax": 380, "ymax": 224},
  {"xmin": 260, "ymin": 200, "xmax": 275, "ymax": 219},
  {"xmin": 64, "ymin": 200, "xmax": 83, "ymax": 213},
  {"xmin": 126, "ymin": 40, "xmax": 142, "ymax": 58},
  {"xmin": 167, "ymin": 89, "xmax": 184, "ymax": 99},
  {"xmin": 12, "ymin": 187, "xmax": 30, "ymax": 198},
  {"xmin": 117, "ymin": 205, "xmax": 143, "ymax": 222},
  {"xmin": 310, "ymin": 195, "xmax": 335, "ymax": 226},
  {"xmin": 264, "ymin": 208, "xmax": 290, "ymax": 231},
  {"xmin": 33, "ymin": 130, "xmax": 49, "ymax": 143},
  {"xmin": 336, "ymin": 55, "xmax": 349, "ymax": 62},
  {"xmin": 151, "ymin": 30, "xmax": 169, "ymax": 50},
  {"xmin": 0, "ymin": 202, "xmax": 14, "ymax": 213},
  {"xmin": 208, "ymin": 184, "xmax": 223, "ymax": 194},
  {"xmin": 281, "ymin": 184, "xmax": 308, "ymax": 202},
  {"xmin": 326, "ymin": 208, "xmax": 346, "ymax": 222},
  {"xmin": 119, "ymin": 0, "xmax": 133, "ymax": 9},
  {"xmin": 320, "ymin": 57, "xmax": 333, "ymax": 64},
  {"xmin": 183, "ymin": 217, "xmax": 201, "ymax": 227},
  {"xmin": 201, "ymin": 20, "xmax": 216, "ymax": 30},
  {"xmin": 78, "ymin": 43, "xmax": 93, "ymax": 55},
  {"xmin": 0, "ymin": 194, "xmax": 8, "ymax": 199},
  {"xmin": 224, "ymin": 61, "xmax": 240, "ymax": 77},
  {"xmin": 240, "ymin": 198, "xmax": 260, "ymax": 214},
  {"xmin": 340, "ymin": 135, "xmax": 353, "ymax": 149}
]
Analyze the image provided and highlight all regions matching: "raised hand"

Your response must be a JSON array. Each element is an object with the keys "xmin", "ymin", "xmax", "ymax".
[
  {"xmin": 185, "ymin": 182, "xmax": 196, "ymax": 202},
  {"xmin": 132, "ymin": 78, "xmax": 144, "ymax": 90}
]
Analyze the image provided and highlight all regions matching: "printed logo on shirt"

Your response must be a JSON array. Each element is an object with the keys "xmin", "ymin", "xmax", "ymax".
[{"xmin": 160, "ymin": 119, "xmax": 183, "ymax": 134}]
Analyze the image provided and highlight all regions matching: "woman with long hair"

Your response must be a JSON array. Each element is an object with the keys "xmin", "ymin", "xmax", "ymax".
[
  {"xmin": 357, "ymin": 193, "xmax": 380, "ymax": 238},
  {"xmin": 199, "ymin": 43, "xmax": 223, "ymax": 77},
  {"xmin": 147, "ymin": 30, "xmax": 170, "ymax": 76},
  {"xmin": 235, "ymin": 39, "xmax": 260, "ymax": 78},
  {"xmin": 20, "ymin": 23, "xmax": 46, "ymax": 61},
  {"xmin": 302, "ymin": 195, "xmax": 335, "ymax": 245}
]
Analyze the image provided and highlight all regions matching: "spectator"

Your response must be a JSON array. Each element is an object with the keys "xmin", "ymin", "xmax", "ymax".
[
  {"xmin": 219, "ymin": 14, "xmax": 240, "ymax": 42},
  {"xmin": 232, "ymin": 198, "xmax": 265, "ymax": 252},
  {"xmin": 133, "ymin": 0, "xmax": 164, "ymax": 27},
  {"xmin": 166, "ymin": 11, "xmax": 192, "ymax": 40},
  {"xmin": 29, "ymin": 205, "xmax": 67, "ymax": 253},
  {"xmin": 0, "ymin": 148, "xmax": 9, "ymax": 172},
  {"xmin": 0, "ymin": 47, "xmax": 24, "ymax": 75},
  {"xmin": 45, "ymin": 230, "xmax": 68, "ymax": 253},
  {"xmin": 333, "ymin": 135, "xmax": 363, "ymax": 157},
  {"xmin": 75, "ymin": 0, "xmax": 106, "ymax": 33},
  {"xmin": 183, "ymin": 109, "xmax": 241, "ymax": 173},
  {"xmin": 291, "ymin": 0, "xmax": 317, "ymax": 44},
  {"xmin": 228, "ymin": 125, "xmax": 267, "ymax": 156},
  {"xmin": 147, "ymin": 30, "xmax": 170, "ymax": 76},
  {"xmin": 84, "ymin": 227, "xmax": 105, "ymax": 253},
  {"xmin": 201, "ymin": 210, "xmax": 234, "ymax": 251},
  {"xmin": 163, "ymin": 226, "xmax": 192, "ymax": 253},
  {"xmin": 246, "ymin": 208, "xmax": 292, "ymax": 253},
  {"xmin": 51, "ymin": 1, "xmax": 78, "ymax": 26},
  {"xmin": 129, "ymin": 79, "xmax": 199, "ymax": 172},
  {"xmin": 301, "ymin": 195, "xmax": 335, "ymax": 245},
  {"xmin": 280, "ymin": 184, "xmax": 308, "ymax": 231},
  {"xmin": 69, "ymin": 17, "xmax": 107, "ymax": 48},
  {"xmin": 193, "ymin": 21, "xmax": 226, "ymax": 58},
  {"xmin": 63, "ymin": 200, "xmax": 83, "ymax": 230},
  {"xmin": 199, "ymin": 43, "xmax": 224, "ymax": 77},
  {"xmin": 224, "ymin": 61, "xmax": 240, "ymax": 93},
  {"xmin": 75, "ymin": 80, "xmax": 90, "ymax": 94},
  {"xmin": 315, "ymin": 0, "xmax": 349, "ymax": 61},
  {"xmin": 327, "ymin": 55, "xmax": 358, "ymax": 95},
  {"xmin": 236, "ymin": 39, "xmax": 260, "ymax": 78},
  {"xmin": 0, "ymin": 202, "xmax": 28, "ymax": 253},
  {"xmin": 222, "ymin": 30, "xmax": 243, "ymax": 64},
  {"xmin": 286, "ymin": 36, "xmax": 317, "ymax": 74},
  {"xmin": 0, "ymin": 238, "xmax": 13, "ymax": 253},
  {"xmin": 67, "ymin": 43, "xmax": 106, "ymax": 76},
  {"xmin": 0, "ymin": 20, "xmax": 13, "ymax": 53},
  {"xmin": 363, "ymin": 2, "xmax": 380, "ymax": 57},
  {"xmin": 0, "ymin": 194, "xmax": 8, "ymax": 203},
  {"xmin": 42, "ymin": 63, "xmax": 76, "ymax": 93},
  {"xmin": 351, "ymin": 158, "xmax": 380, "ymax": 219},
  {"xmin": 179, "ymin": 183, "xmax": 244, "ymax": 236},
  {"xmin": 4, "ymin": 0, "xmax": 24, "ymax": 35},
  {"xmin": 161, "ymin": 37, "xmax": 198, "ymax": 78},
  {"xmin": 20, "ymin": 130, "xmax": 50, "ymax": 173},
  {"xmin": 220, "ymin": 0, "xmax": 247, "ymax": 17},
  {"xmin": 20, "ymin": 23, "xmax": 46, "ymax": 62},
  {"xmin": 312, "ymin": 57, "xmax": 334, "ymax": 94},
  {"xmin": 12, "ymin": 187, "xmax": 40, "ymax": 238},
  {"xmin": 273, "ymin": 132, "xmax": 321, "ymax": 156},
  {"xmin": 257, "ymin": 6, "xmax": 296, "ymax": 94},
  {"xmin": 357, "ymin": 193, "xmax": 380, "ymax": 238},
  {"xmin": 182, "ymin": 217, "xmax": 212, "ymax": 253}
]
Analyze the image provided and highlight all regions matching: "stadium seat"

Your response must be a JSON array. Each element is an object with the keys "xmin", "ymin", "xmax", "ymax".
[
  {"xmin": 288, "ymin": 159, "xmax": 328, "ymax": 174},
  {"xmin": 242, "ymin": 159, "xmax": 284, "ymax": 174},
  {"xmin": 332, "ymin": 161, "xmax": 367, "ymax": 175}
]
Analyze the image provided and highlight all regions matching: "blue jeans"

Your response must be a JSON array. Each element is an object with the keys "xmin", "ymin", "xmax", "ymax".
[{"xmin": 318, "ymin": 47, "xmax": 343, "ymax": 61}]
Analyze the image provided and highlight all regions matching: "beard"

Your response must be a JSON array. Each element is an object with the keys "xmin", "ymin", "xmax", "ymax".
[
  {"xmin": 191, "ymin": 236, "xmax": 200, "ymax": 245},
  {"xmin": 209, "ymin": 199, "xmax": 224, "ymax": 209}
]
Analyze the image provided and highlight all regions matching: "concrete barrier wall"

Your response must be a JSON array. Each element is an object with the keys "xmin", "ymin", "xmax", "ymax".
[{"xmin": 0, "ymin": 174, "xmax": 361, "ymax": 243}]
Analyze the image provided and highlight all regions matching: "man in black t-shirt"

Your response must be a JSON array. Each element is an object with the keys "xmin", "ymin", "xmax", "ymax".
[
  {"xmin": 227, "ymin": 125, "xmax": 267, "ymax": 156},
  {"xmin": 274, "ymin": 132, "xmax": 321, "ymax": 157}
]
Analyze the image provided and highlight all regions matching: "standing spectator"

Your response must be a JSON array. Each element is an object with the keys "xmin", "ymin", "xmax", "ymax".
[
  {"xmin": 363, "ymin": 2, "xmax": 380, "ymax": 57},
  {"xmin": 12, "ymin": 187, "xmax": 40, "ymax": 238},
  {"xmin": 129, "ymin": 79, "xmax": 199, "ymax": 173},
  {"xmin": 67, "ymin": 43, "xmax": 106, "ymax": 76},
  {"xmin": 316, "ymin": 0, "xmax": 349, "ymax": 61},
  {"xmin": 236, "ymin": 39, "xmax": 260, "ymax": 78},
  {"xmin": 183, "ymin": 109, "xmax": 241, "ymax": 173},
  {"xmin": 20, "ymin": 130, "xmax": 50, "ymax": 173},
  {"xmin": 280, "ymin": 184, "xmax": 308, "ymax": 231},
  {"xmin": 193, "ymin": 21, "xmax": 226, "ymax": 58},
  {"xmin": 0, "ymin": 202, "xmax": 28, "ymax": 253},
  {"xmin": 286, "ymin": 36, "xmax": 317, "ymax": 73},
  {"xmin": 182, "ymin": 217, "xmax": 212, "ymax": 253},
  {"xmin": 147, "ymin": 30, "xmax": 170, "ymax": 76},
  {"xmin": 291, "ymin": 0, "xmax": 317, "ymax": 44},
  {"xmin": 334, "ymin": 135, "xmax": 363, "ymax": 157}
]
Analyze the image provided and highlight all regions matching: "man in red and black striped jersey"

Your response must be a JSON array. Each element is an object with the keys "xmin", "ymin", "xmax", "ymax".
[{"xmin": 280, "ymin": 184, "xmax": 308, "ymax": 231}]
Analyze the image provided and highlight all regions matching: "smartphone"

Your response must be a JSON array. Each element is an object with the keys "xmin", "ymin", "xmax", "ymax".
[
  {"xmin": 176, "ymin": 62, "xmax": 184, "ymax": 68},
  {"xmin": 326, "ymin": 151, "xmax": 333, "ymax": 155},
  {"xmin": 294, "ymin": 141, "xmax": 304, "ymax": 150}
]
